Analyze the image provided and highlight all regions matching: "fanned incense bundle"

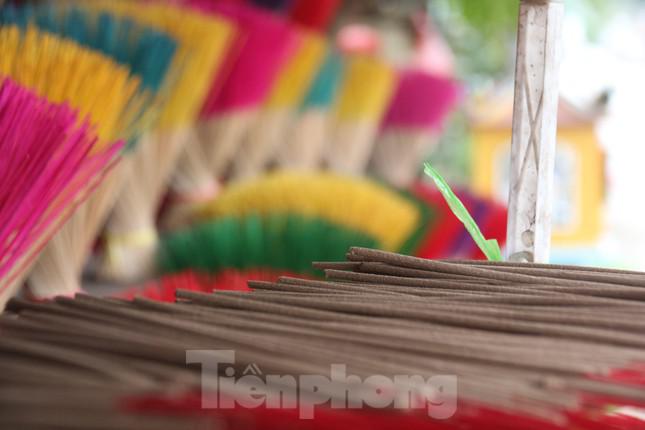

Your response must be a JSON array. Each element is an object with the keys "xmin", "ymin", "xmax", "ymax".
[
  {"xmin": 195, "ymin": 2, "xmax": 297, "ymax": 181},
  {"xmin": 0, "ymin": 25, "xmax": 142, "ymax": 141},
  {"xmin": 1, "ymin": 248, "xmax": 644, "ymax": 428},
  {"xmin": 230, "ymin": 28, "xmax": 327, "ymax": 180},
  {"xmin": 0, "ymin": 25, "xmax": 144, "ymax": 298},
  {"xmin": 279, "ymin": 50, "xmax": 344, "ymax": 169},
  {"xmin": 326, "ymin": 55, "xmax": 397, "ymax": 174},
  {"xmin": 158, "ymin": 214, "xmax": 378, "ymax": 277},
  {"xmin": 196, "ymin": 171, "xmax": 421, "ymax": 251},
  {"xmin": 270, "ymin": 0, "xmax": 344, "ymax": 170},
  {"xmin": 0, "ymin": 78, "xmax": 122, "ymax": 308},
  {"xmin": 167, "ymin": 1, "xmax": 295, "ymax": 230},
  {"xmin": 1, "ymin": 3, "xmax": 176, "ymax": 95},
  {"xmin": 93, "ymin": 0, "xmax": 236, "ymax": 283},
  {"xmin": 160, "ymin": 183, "xmax": 434, "ymax": 279},
  {"xmin": 0, "ymin": 4, "xmax": 177, "ymax": 299},
  {"xmin": 167, "ymin": 0, "xmax": 243, "ymax": 215},
  {"xmin": 371, "ymin": 70, "xmax": 460, "ymax": 187},
  {"xmin": 148, "ymin": 0, "xmax": 247, "ymax": 231}
]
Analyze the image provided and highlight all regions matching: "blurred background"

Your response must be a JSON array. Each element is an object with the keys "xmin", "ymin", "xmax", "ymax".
[
  {"xmin": 5, "ymin": 0, "xmax": 645, "ymax": 306},
  {"xmin": 342, "ymin": 0, "xmax": 645, "ymax": 269}
]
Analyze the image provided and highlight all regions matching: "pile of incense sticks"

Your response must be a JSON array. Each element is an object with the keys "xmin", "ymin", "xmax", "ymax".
[{"xmin": 1, "ymin": 247, "xmax": 644, "ymax": 429}]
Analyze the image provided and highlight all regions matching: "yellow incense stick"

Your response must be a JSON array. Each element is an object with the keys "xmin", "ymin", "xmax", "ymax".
[
  {"xmin": 265, "ymin": 30, "xmax": 327, "ymax": 109},
  {"xmin": 90, "ymin": 0, "xmax": 235, "ymax": 129},
  {"xmin": 334, "ymin": 55, "xmax": 396, "ymax": 122},
  {"xmin": 326, "ymin": 55, "xmax": 397, "ymax": 174},
  {"xmin": 197, "ymin": 171, "xmax": 420, "ymax": 251},
  {"xmin": 232, "ymin": 29, "xmax": 328, "ymax": 179},
  {"xmin": 0, "ymin": 25, "xmax": 144, "ymax": 299},
  {"xmin": 92, "ymin": 0, "xmax": 237, "ymax": 282},
  {"xmin": 0, "ymin": 25, "xmax": 142, "ymax": 143}
]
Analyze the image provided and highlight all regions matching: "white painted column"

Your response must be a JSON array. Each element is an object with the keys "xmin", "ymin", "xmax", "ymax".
[{"xmin": 507, "ymin": 0, "xmax": 564, "ymax": 263}]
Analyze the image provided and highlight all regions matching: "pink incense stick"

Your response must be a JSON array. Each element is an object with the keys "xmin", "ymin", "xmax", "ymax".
[
  {"xmin": 381, "ymin": 69, "xmax": 461, "ymax": 132},
  {"xmin": 194, "ymin": 0, "xmax": 300, "ymax": 180},
  {"xmin": 0, "ymin": 78, "xmax": 123, "ymax": 302},
  {"xmin": 202, "ymin": 1, "xmax": 299, "ymax": 116},
  {"xmin": 168, "ymin": 0, "xmax": 298, "ymax": 229},
  {"xmin": 371, "ymin": 69, "xmax": 461, "ymax": 187}
]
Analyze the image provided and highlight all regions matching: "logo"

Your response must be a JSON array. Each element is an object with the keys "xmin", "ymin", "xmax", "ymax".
[
  {"xmin": 243, "ymin": 363, "xmax": 262, "ymax": 376},
  {"xmin": 187, "ymin": 350, "xmax": 458, "ymax": 419}
]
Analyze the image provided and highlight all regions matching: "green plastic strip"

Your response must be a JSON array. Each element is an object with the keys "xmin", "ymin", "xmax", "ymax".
[{"xmin": 424, "ymin": 162, "xmax": 503, "ymax": 261}]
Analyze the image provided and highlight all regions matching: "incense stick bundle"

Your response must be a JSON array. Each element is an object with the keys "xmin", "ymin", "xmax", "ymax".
[
  {"xmin": 0, "ymin": 78, "xmax": 123, "ymax": 308},
  {"xmin": 157, "ymin": 214, "xmax": 378, "ymax": 278},
  {"xmin": 0, "ymin": 24, "xmax": 144, "ymax": 298},
  {"xmin": 1, "ymin": 4, "xmax": 178, "ymax": 299},
  {"xmin": 165, "ymin": 1, "xmax": 242, "ymax": 226},
  {"xmin": 278, "ymin": 51, "xmax": 344, "ymax": 170},
  {"xmin": 7, "ymin": 3, "xmax": 178, "ymax": 97},
  {"xmin": 195, "ymin": 2, "xmax": 297, "ymax": 181},
  {"xmin": 230, "ymin": 28, "xmax": 327, "ymax": 180},
  {"xmin": 159, "ymin": 178, "xmax": 436, "ymax": 281},
  {"xmin": 93, "ymin": 0, "xmax": 236, "ymax": 283},
  {"xmin": 325, "ymin": 55, "xmax": 397, "ymax": 175},
  {"xmin": 165, "ymin": 1, "xmax": 296, "ymax": 229},
  {"xmin": 196, "ymin": 171, "xmax": 422, "ymax": 251},
  {"xmin": 1, "ymin": 248, "xmax": 644, "ymax": 428},
  {"xmin": 0, "ymin": 25, "xmax": 142, "ymax": 144},
  {"xmin": 371, "ymin": 70, "xmax": 460, "ymax": 188},
  {"xmin": 271, "ymin": 0, "xmax": 343, "ymax": 170}
]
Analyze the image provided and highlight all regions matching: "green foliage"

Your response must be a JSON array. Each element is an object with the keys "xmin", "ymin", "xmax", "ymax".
[
  {"xmin": 158, "ymin": 188, "xmax": 437, "ymax": 276},
  {"xmin": 430, "ymin": 0, "xmax": 518, "ymax": 81},
  {"xmin": 430, "ymin": 0, "xmax": 627, "ymax": 82},
  {"xmin": 426, "ymin": 111, "xmax": 472, "ymax": 187}
]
